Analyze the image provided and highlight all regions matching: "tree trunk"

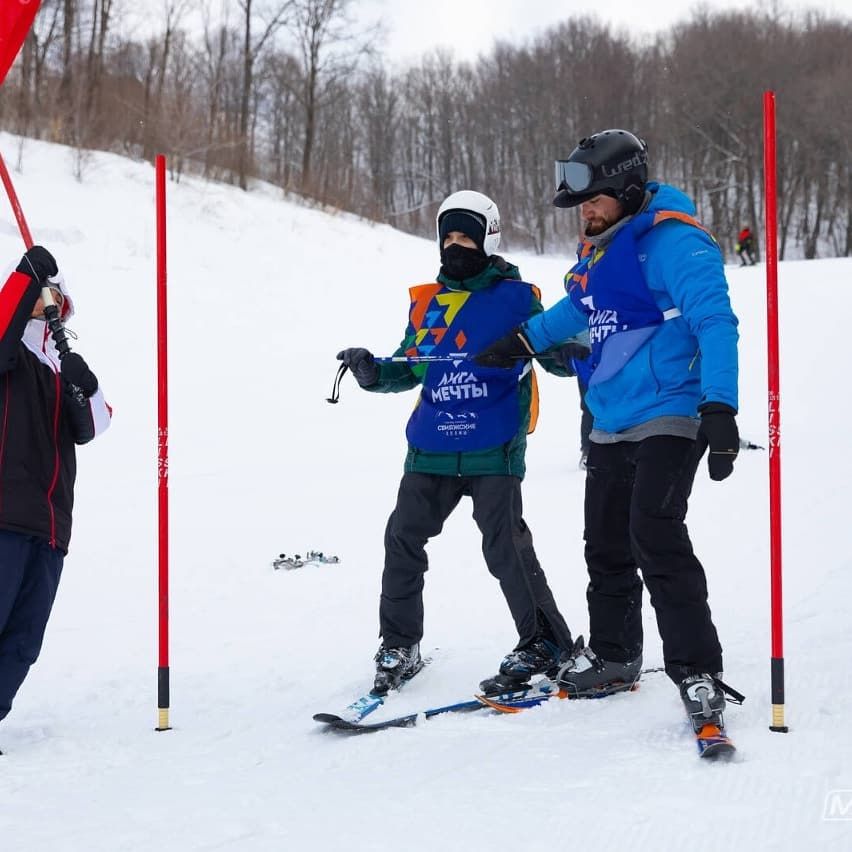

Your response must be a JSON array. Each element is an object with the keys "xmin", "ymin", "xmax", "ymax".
[{"xmin": 238, "ymin": 0, "xmax": 253, "ymax": 190}]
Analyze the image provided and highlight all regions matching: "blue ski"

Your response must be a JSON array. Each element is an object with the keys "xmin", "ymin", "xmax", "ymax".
[
  {"xmin": 314, "ymin": 699, "xmax": 486, "ymax": 733},
  {"xmin": 325, "ymin": 653, "xmax": 435, "ymax": 724}
]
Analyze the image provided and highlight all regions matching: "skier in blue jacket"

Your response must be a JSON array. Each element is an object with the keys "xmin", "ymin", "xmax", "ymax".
[{"xmin": 474, "ymin": 130, "xmax": 741, "ymax": 732}]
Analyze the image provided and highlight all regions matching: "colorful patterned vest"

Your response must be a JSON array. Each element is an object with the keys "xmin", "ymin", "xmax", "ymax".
[{"xmin": 404, "ymin": 280, "xmax": 537, "ymax": 452}]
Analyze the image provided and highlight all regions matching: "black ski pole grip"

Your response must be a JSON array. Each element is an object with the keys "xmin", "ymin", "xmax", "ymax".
[
  {"xmin": 41, "ymin": 299, "xmax": 86, "ymax": 406},
  {"xmin": 42, "ymin": 300, "xmax": 72, "ymax": 358}
]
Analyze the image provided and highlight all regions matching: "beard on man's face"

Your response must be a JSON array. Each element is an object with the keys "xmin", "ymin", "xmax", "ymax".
[
  {"xmin": 581, "ymin": 193, "xmax": 625, "ymax": 237},
  {"xmin": 583, "ymin": 215, "xmax": 617, "ymax": 237}
]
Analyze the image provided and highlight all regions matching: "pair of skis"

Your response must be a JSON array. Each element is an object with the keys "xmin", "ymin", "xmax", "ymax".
[
  {"xmin": 314, "ymin": 676, "xmax": 631, "ymax": 731},
  {"xmin": 314, "ymin": 671, "xmax": 736, "ymax": 759}
]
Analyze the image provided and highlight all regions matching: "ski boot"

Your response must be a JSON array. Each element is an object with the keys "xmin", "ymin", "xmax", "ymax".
[
  {"xmin": 679, "ymin": 673, "xmax": 726, "ymax": 732},
  {"xmin": 479, "ymin": 636, "xmax": 562, "ymax": 695},
  {"xmin": 372, "ymin": 643, "xmax": 423, "ymax": 696},
  {"xmin": 555, "ymin": 636, "xmax": 642, "ymax": 697}
]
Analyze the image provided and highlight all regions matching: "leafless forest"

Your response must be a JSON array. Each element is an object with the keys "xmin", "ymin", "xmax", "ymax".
[{"xmin": 1, "ymin": 0, "xmax": 850, "ymax": 259}]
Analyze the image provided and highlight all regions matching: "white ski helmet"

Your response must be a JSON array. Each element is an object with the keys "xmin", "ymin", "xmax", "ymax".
[{"xmin": 436, "ymin": 190, "xmax": 501, "ymax": 256}]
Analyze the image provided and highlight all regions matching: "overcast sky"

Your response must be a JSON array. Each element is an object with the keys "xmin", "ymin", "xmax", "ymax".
[
  {"xmin": 360, "ymin": 0, "xmax": 851, "ymax": 65},
  {"xmin": 121, "ymin": 0, "xmax": 852, "ymax": 64}
]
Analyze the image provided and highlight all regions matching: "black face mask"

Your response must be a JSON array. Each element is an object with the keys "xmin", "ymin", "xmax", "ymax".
[{"xmin": 440, "ymin": 244, "xmax": 489, "ymax": 282}]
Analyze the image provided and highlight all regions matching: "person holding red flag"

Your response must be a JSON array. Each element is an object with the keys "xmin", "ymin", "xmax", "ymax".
[{"xmin": 0, "ymin": 246, "xmax": 111, "ymax": 732}]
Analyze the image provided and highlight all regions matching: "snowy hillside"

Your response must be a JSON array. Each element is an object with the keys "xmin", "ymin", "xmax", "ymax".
[{"xmin": 0, "ymin": 133, "xmax": 850, "ymax": 851}]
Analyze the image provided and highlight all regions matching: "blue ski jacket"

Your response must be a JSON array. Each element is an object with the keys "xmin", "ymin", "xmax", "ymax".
[{"xmin": 524, "ymin": 183, "xmax": 738, "ymax": 434}]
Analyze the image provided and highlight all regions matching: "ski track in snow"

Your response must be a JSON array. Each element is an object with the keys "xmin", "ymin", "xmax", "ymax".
[{"xmin": 0, "ymin": 134, "xmax": 850, "ymax": 851}]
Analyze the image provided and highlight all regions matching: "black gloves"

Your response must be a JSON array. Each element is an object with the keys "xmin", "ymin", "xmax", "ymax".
[
  {"xmin": 17, "ymin": 246, "xmax": 58, "ymax": 284},
  {"xmin": 697, "ymin": 402, "xmax": 739, "ymax": 481},
  {"xmin": 336, "ymin": 348, "xmax": 379, "ymax": 388},
  {"xmin": 551, "ymin": 340, "xmax": 591, "ymax": 370},
  {"xmin": 472, "ymin": 327, "xmax": 536, "ymax": 368},
  {"xmin": 60, "ymin": 352, "xmax": 99, "ymax": 398}
]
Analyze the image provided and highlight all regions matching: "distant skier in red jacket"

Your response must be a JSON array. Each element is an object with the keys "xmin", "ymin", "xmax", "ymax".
[{"xmin": 735, "ymin": 227, "xmax": 756, "ymax": 266}]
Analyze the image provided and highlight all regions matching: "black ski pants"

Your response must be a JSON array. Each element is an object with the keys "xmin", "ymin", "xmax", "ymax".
[
  {"xmin": 584, "ymin": 436, "xmax": 723, "ymax": 682},
  {"xmin": 0, "ymin": 530, "xmax": 64, "ymax": 721},
  {"xmin": 380, "ymin": 472, "xmax": 572, "ymax": 652}
]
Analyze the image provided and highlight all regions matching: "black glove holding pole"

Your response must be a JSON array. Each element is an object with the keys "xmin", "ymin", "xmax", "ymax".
[
  {"xmin": 336, "ymin": 348, "xmax": 379, "ymax": 388},
  {"xmin": 472, "ymin": 327, "xmax": 536, "ymax": 368},
  {"xmin": 549, "ymin": 340, "xmax": 591, "ymax": 371},
  {"xmin": 16, "ymin": 245, "xmax": 58, "ymax": 283},
  {"xmin": 697, "ymin": 402, "xmax": 739, "ymax": 481},
  {"xmin": 61, "ymin": 352, "xmax": 99, "ymax": 398},
  {"xmin": 17, "ymin": 245, "xmax": 72, "ymax": 359}
]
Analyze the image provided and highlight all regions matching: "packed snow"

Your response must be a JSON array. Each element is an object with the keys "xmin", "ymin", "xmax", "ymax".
[{"xmin": 0, "ymin": 133, "xmax": 849, "ymax": 851}]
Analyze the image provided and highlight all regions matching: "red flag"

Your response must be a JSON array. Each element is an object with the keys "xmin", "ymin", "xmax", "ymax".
[{"xmin": 0, "ymin": 0, "xmax": 41, "ymax": 87}]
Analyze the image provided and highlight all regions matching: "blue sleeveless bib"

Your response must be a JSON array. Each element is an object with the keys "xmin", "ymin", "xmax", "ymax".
[
  {"xmin": 405, "ymin": 280, "xmax": 534, "ymax": 451},
  {"xmin": 563, "ymin": 210, "xmax": 709, "ymax": 387}
]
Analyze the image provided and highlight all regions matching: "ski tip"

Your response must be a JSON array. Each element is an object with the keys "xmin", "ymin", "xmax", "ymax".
[
  {"xmin": 313, "ymin": 713, "xmax": 344, "ymax": 724},
  {"xmin": 475, "ymin": 686, "xmax": 568, "ymax": 712},
  {"xmin": 475, "ymin": 694, "xmax": 524, "ymax": 713},
  {"xmin": 699, "ymin": 741, "xmax": 737, "ymax": 760}
]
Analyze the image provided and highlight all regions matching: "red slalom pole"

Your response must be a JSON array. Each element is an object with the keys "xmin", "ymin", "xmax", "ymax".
[
  {"xmin": 763, "ymin": 91, "xmax": 788, "ymax": 733},
  {"xmin": 155, "ymin": 154, "xmax": 171, "ymax": 731}
]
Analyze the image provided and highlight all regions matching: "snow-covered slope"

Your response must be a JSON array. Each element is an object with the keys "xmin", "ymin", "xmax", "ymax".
[{"xmin": 0, "ymin": 133, "xmax": 849, "ymax": 851}]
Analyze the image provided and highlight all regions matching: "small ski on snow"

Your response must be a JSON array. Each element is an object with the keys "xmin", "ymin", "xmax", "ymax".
[
  {"xmin": 314, "ymin": 699, "xmax": 486, "ymax": 733},
  {"xmin": 694, "ymin": 723, "xmax": 736, "ymax": 759},
  {"xmin": 316, "ymin": 652, "xmax": 437, "ymax": 726},
  {"xmin": 273, "ymin": 550, "xmax": 340, "ymax": 570},
  {"xmin": 681, "ymin": 675, "xmax": 742, "ymax": 760}
]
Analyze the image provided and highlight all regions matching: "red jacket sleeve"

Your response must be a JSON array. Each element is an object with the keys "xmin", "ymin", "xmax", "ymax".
[{"xmin": 0, "ymin": 270, "xmax": 40, "ymax": 373}]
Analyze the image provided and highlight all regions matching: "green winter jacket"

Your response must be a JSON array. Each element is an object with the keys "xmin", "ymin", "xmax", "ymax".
[{"xmin": 365, "ymin": 256, "xmax": 569, "ymax": 479}]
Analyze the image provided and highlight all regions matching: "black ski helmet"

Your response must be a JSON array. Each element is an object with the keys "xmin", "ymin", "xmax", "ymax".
[{"xmin": 553, "ymin": 129, "xmax": 648, "ymax": 213}]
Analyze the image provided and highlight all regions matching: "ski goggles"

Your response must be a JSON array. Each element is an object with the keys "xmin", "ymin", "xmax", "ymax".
[{"xmin": 555, "ymin": 160, "xmax": 594, "ymax": 193}]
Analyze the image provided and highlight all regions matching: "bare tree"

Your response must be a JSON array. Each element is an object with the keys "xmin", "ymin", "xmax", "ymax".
[
  {"xmin": 286, "ymin": 0, "xmax": 374, "ymax": 195},
  {"xmin": 235, "ymin": 0, "xmax": 291, "ymax": 189},
  {"xmin": 58, "ymin": 0, "xmax": 75, "ymax": 116},
  {"xmin": 84, "ymin": 0, "xmax": 116, "ymax": 127},
  {"xmin": 141, "ymin": 0, "xmax": 192, "ymax": 160},
  {"xmin": 199, "ymin": 2, "xmax": 235, "ymax": 178}
]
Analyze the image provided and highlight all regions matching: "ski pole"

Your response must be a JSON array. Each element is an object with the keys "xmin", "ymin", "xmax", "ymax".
[
  {"xmin": 0, "ymin": 151, "xmax": 74, "ymax": 359},
  {"xmin": 374, "ymin": 353, "xmax": 470, "ymax": 364},
  {"xmin": 327, "ymin": 354, "xmax": 475, "ymax": 402},
  {"xmin": 373, "ymin": 352, "xmax": 558, "ymax": 364},
  {"xmin": 326, "ymin": 351, "xmax": 557, "ymax": 403}
]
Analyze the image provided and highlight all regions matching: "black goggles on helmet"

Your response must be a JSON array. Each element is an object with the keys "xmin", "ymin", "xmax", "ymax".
[{"xmin": 554, "ymin": 160, "xmax": 594, "ymax": 193}]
